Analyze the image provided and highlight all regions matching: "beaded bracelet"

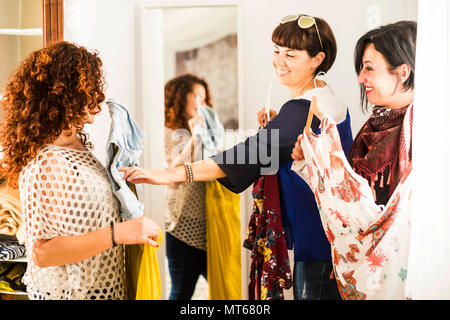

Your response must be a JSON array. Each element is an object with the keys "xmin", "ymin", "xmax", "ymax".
[
  {"xmin": 110, "ymin": 221, "xmax": 118, "ymax": 247},
  {"xmin": 183, "ymin": 162, "xmax": 194, "ymax": 183}
]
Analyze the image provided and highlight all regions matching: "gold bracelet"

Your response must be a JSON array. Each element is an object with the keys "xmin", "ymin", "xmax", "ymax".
[{"xmin": 183, "ymin": 162, "xmax": 194, "ymax": 183}]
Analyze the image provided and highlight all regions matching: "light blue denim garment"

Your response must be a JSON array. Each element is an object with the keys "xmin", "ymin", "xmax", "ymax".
[
  {"xmin": 194, "ymin": 105, "xmax": 225, "ymax": 159},
  {"xmin": 105, "ymin": 99, "xmax": 145, "ymax": 220}
]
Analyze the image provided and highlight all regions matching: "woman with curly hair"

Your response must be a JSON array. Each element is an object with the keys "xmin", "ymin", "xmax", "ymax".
[
  {"xmin": 163, "ymin": 74, "xmax": 222, "ymax": 300},
  {"xmin": 0, "ymin": 41, "xmax": 160, "ymax": 300}
]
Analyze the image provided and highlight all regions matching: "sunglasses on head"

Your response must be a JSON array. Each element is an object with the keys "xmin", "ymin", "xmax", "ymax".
[{"xmin": 280, "ymin": 14, "xmax": 323, "ymax": 50}]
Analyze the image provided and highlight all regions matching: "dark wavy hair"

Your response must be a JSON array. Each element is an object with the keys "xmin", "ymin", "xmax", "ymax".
[
  {"xmin": 0, "ymin": 41, "xmax": 105, "ymax": 188},
  {"xmin": 272, "ymin": 14, "xmax": 337, "ymax": 75},
  {"xmin": 354, "ymin": 20, "xmax": 417, "ymax": 112},
  {"xmin": 164, "ymin": 74, "xmax": 212, "ymax": 130}
]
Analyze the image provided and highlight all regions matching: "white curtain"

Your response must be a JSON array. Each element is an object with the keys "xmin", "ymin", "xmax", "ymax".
[{"xmin": 407, "ymin": 0, "xmax": 450, "ymax": 299}]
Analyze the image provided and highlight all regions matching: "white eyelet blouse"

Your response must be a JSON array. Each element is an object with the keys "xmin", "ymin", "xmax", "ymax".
[
  {"xmin": 19, "ymin": 145, "xmax": 126, "ymax": 300},
  {"xmin": 164, "ymin": 128, "xmax": 206, "ymax": 251}
]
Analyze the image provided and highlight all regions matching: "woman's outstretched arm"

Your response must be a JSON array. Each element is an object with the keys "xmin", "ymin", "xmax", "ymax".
[{"xmin": 119, "ymin": 158, "xmax": 226, "ymax": 185}]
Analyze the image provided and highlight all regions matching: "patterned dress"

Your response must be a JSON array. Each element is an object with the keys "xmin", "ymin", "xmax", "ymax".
[
  {"xmin": 243, "ymin": 175, "xmax": 292, "ymax": 300},
  {"xmin": 292, "ymin": 105, "xmax": 413, "ymax": 299}
]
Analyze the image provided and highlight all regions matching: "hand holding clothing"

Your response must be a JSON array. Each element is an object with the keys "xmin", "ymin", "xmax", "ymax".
[
  {"xmin": 291, "ymin": 134, "xmax": 304, "ymax": 161},
  {"xmin": 119, "ymin": 166, "xmax": 178, "ymax": 185},
  {"xmin": 291, "ymin": 96, "xmax": 324, "ymax": 160},
  {"xmin": 119, "ymin": 158, "xmax": 226, "ymax": 186},
  {"xmin": 188, "ymin": 114, "xmax": 204, "ymax": 133},
  {"xmin": 114, "ymin": 216, "xmax": 160, "ymax": 247},
  {"xmin": 257, "ymin": 107, "xmax": 277, "ymax": 127}
]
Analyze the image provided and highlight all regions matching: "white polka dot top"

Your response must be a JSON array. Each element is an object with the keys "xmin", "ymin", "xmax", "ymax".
[{"xmin": 19, "ymin": 145, "xmax": 126, "ymax": 300}]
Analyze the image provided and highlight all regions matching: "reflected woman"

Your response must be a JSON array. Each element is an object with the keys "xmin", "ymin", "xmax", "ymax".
[
  {"xmin": 163, "ymin": 74, "xmax": 211, "ymax": 300},
  {"xmin": 120, "ymin": 14, "xmax": 353, "ymax": 300}
]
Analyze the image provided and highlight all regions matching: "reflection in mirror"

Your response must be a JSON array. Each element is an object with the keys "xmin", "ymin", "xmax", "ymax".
[
  {"xmin": 163, "ymin": 7, "xmax": 238, "ymax": 130},
  {"xmin": 158, "ymin": 6, "xmax": 240, "ymax": 300}
]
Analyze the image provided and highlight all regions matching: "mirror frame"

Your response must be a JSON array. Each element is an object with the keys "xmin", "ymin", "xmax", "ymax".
[{"xmin": 42, "ymin": 0, "xmax": 64, "ymax": 47}]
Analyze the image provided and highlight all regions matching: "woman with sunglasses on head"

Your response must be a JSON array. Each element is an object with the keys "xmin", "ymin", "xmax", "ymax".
[
  {"xmin": 290, "ymin": 21, "xmax": 416, "ymax": 299},
  {"xmin": 120, "ymin": 14, "xmax": 353, "ymax": 300}
]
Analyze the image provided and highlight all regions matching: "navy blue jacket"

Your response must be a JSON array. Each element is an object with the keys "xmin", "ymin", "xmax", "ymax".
[{"xmin": 211, "ymin": 98, "xmax": 353, "ymax": 261}]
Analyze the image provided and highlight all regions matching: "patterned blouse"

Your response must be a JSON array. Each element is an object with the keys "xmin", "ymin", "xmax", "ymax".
[{"xmin": 292, "ymin": 107, "xmax": 413, "ymax": 299}]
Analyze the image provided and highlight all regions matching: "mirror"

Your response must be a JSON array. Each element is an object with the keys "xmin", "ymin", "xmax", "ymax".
[{"xmin": 162, "ymin": 7, "xmax": 239, "ymax": 130}]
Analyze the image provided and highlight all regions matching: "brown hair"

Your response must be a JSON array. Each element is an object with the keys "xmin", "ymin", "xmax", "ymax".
[
  {"xmin": 354, "ymin": 20, "xmax": 417, "ymax": 112},
  {"xmin": 272, "ymin": 14, "xmax": 337, "ymax": 75},
  {"xmin": 0, "ymin": 41, "xmax": 105, "ymax": 188},
  {"xmin": 164, "ymin": 74, "xmax": 212, "ymax": 130}
]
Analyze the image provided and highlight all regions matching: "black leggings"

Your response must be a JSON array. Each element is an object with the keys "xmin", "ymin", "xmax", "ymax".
[{"xmin": 166, "ymin": 232, "xmax": 207, "ymax": 300}]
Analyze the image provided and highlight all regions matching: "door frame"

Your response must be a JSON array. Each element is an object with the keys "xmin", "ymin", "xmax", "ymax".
[{"xmin": 42, "ymin": 0, "xmax": 64, "ymax": 47}]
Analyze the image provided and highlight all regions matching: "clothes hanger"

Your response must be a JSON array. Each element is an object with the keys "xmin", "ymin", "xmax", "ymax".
[
  {"xmin": 305, "ymin": 96, "xmax": 324, "ymax": 134},
  {"xmin": 305, "ymin": 71, "xmax": 328, "ymax": 134},
  {"xmin": 266, "ymin": 80, "xmax": 272, "ymax": 122}
]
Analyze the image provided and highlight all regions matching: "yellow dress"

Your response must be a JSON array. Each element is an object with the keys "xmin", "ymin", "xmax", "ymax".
[
  {"xmin": 126, "ymin": 228, "xmax": 164, "ymax": 300},
  {"xmin": 205, "ymin": 180, "xmax": 241, "ymax": 300}
]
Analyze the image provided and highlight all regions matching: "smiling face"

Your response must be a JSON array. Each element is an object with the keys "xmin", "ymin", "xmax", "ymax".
[
  {"xmin": 357, "ymin": 43, "xmax": 406, "ymax": 109},
  {"xmin": 272, "ymin": 44, "xmax": 319, "ymax": 91},
  {"xmin": 184, "ymin": 83, "xmax": 206, "ymax": 120}
]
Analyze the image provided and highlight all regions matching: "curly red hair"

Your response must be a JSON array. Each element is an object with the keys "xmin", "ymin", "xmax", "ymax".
[
  {"xmin": 164, "ymin": 74, "xmax": 212, "ymax": 130},
  {"xmin": 0, "ymin": 41, "xmax": 105, "ymax": 188}
]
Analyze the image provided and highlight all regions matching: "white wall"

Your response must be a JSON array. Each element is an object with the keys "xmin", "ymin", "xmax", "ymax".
[
  {"xmin": 163, "ymin": 6, "xmax": 237, "ymax": 82},
  {"xmin": 63, "ymin": 0, "xmax": 418, "ymax": 300},
  {"xmin": 407, "ymin": 0, "xmax": 450, "ymax": 299},
  {"xmin": 64, "ymin": 0, "xmax": 140, "ymax": 165}
]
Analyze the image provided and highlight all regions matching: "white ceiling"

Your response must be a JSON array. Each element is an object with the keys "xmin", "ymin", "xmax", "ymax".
[{"xmin": 163, "ymin": 6, "xmax": 237, "ymax": 52}]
